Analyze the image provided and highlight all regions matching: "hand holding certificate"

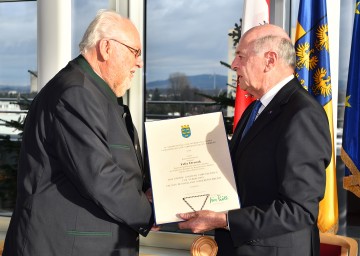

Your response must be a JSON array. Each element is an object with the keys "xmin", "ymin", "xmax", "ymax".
[{"xmin": 145, "ymin": 112, "xmax": 240, "ymax": 225}]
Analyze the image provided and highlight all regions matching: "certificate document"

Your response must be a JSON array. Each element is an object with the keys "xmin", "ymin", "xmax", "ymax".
[{"xmin": 145, "ymin": 112, "xmax": 240, "ymax": 224}]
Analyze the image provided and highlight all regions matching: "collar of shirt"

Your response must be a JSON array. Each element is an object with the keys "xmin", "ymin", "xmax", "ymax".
[{"xmin": 258, "ymin": 74, "xmax": 294, "ymax": 114}]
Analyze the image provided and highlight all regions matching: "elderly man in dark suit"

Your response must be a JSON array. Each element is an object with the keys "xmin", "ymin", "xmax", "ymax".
[
  {"xmin": 4, "ymin": 10, "xmax": 154, "ymax": 256},
  {"xmin": 178, "ymin": 24, "xmax": 332, "ymax": 256}
]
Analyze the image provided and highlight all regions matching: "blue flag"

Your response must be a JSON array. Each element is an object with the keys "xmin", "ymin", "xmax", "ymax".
[
  {"xmin": 295, "ymin": 0, "xmax": 338, "ymax": 234},
  {"xmin": 342, "ymin": 2, "xmax": 360, "ymax": 198}
]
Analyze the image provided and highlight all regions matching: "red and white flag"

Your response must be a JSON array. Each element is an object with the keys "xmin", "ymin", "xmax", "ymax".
[{"xmin": 233, "ymin": 0, "xmax": 270, "ymax": 130}]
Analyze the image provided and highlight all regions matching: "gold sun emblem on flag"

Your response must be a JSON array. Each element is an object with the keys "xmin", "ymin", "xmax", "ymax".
[
  {"xmin": 356, "ymin": 2, "xmax": 360, "ymax": 14},
  {"xmin": 312, "ymin": 68, "xmax": 332, "ymax": 96},
  {"xmin": 295, "ymin": 72, "xmax": 307, "ymax": 90},
  {"xmin": 296, "ymin": 42, "xmax": 318, "ymax": 70},
  {"xmin": 316, "ymin": 24, "xmax": 329, "ymax": 51}
]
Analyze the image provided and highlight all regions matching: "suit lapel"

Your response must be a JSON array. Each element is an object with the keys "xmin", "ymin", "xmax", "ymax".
[
  {"xmin": 232, "ymin": 78, "xmax": 301, "ymax": 156},
  {"xmin": 230, "ymin": 103, "xmax": 253, "ymax": 154}
]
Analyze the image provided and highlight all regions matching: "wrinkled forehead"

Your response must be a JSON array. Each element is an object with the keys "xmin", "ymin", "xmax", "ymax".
[
  {"xmin": 242, "ymin": 24, "xmax": 290, "ymax": 41},
  {"xmin": 236, "ymin": 35, "xmax": 255, "ymax": 54},
  {"xmin": 116, "ymin": 18, "xmax": 141, "ymax": 46}
]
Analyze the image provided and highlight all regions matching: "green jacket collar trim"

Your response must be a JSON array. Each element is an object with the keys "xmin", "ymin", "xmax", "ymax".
[{"xmin": 75, "ymin": 54, "xmax": 117, "ymax": 104}]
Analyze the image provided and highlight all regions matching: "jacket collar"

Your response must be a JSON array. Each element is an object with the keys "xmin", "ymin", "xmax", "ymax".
[
  {"xmin": 230, "ymin": 77, "xmax": 302, "ymax": 154},
  {"xmin": 75, "ymin": 54, "xmax": 118, "ymax": 105}
]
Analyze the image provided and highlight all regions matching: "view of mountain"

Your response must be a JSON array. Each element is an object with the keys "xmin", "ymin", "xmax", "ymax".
[
  {"xmin": 0, "ymin": 85, "xmax": 30, "ymax": 93},
  {"xmin": 146, "ymin": 74, "xmax": 228, "ymax": 91},
  {"xmin": 0, "ymin": 74, "xmax": 229, "ymax": 94}
]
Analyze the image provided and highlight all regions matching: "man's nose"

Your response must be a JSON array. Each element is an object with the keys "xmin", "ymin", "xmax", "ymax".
[
  {"xmin": 136, "ymin": 57, "xmax": 144, "ymax": 68},
  {"xmin": 231, "ymin": 58, "xmax": 237, "ymax": 71}
]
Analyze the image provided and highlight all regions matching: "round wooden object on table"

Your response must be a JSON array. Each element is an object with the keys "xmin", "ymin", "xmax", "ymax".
[{"xmin": 190, "ymin": 236, "xmax": 218, "ymax": 256}]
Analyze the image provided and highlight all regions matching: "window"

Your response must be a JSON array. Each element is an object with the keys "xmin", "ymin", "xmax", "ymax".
[
  {"xmin": 146, "ymin": 0, "xmax": 244, "ymax": 134},
  {"xmin": 0, "ymin": 0, "xmax": 113, "ymax": 214},
  {"xmin": 0, "ymin": 1, "xmax": 37, "ymax": 95},
  {"xmin": 145, "ymin": 0, "xmax": 244, "ymax": 236},
  {"xmin": 71, "ymin": 0, "xmax": 109, "ymax": 58},
  {"xmin": 0, "ymin": 1, "xmax": 37, "ymax": 213}
]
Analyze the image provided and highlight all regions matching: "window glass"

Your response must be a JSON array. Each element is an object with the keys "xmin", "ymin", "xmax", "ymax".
[
  {"xmin": 337, "ymin": 1, "xmax": 355, "ymax": 129},
  {"xmin": 145, "ymin": 0, "xmax": 244, "ymax": 233},
  {"xmin": 0, "ymin": 1, "xmax": 37, "ymax": 95},
  {"xmin": 146, "ymin": 0, "xmax": 244, "ymax": 131},
  {"xmin": 0, "ymin": 1, "xmax": 37, "ymax": 213},
  {"xmin": 71, "ymin": 0, "xmax": 109, "ymax": 58}
]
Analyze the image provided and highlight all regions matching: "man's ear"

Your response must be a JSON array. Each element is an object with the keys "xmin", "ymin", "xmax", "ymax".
[
  {"xmin": 264, "ymin": 51, "xmax": 277, "ymax": 72},
  {"xmin": 98, "ymin": 39, "xmax": 111, "ymax": 61}
]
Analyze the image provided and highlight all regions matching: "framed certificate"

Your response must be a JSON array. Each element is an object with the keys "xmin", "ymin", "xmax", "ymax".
[{"xmin": 145, "ymin": 112, "xmax": 240, "ymax": 224}]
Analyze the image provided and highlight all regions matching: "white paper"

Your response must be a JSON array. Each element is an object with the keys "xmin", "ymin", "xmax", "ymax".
[{"xmin": 145, "ymin": 112, "xmax": 240, "ymax": 224}]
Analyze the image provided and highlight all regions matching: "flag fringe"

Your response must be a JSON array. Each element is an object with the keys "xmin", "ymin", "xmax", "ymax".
[{"xmin": 341, "ymin": 147, "xmax": 360, "ymax": 197}]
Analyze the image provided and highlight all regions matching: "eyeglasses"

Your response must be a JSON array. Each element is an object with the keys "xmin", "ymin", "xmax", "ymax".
[{"xmin": 109, "ymin": 39, "xmax": 141, "ymax": 58}]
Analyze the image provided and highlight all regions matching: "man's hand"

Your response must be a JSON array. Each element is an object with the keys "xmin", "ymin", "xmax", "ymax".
[
  {"xmin": 151, "ymin": 224, "xmax": 161, "ymax": 231},
  {"xmin": 145, "ymin": 188, "xmax": 161, "ymax": 231},
  {"xmin": 177, "ymin": 210, "xmax": 227, "ymax": 233},
  {"xmin": 145, "ymin": 188, "xmax": 153, "ymax": 203}
]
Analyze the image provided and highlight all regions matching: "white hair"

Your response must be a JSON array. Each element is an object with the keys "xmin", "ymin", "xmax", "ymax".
[
  {"xmin": 79, "ymin": 9, "xmax": 123, "ymax": 54},
  {"xmin": 252, "ymin": 35, "xmax": 296, "ymax": 69}
]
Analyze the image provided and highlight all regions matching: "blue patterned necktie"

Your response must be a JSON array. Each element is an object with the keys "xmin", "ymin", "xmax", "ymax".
[{"xmin": 241, "ymin": 100, "xmax": 262, "ymax": 140}]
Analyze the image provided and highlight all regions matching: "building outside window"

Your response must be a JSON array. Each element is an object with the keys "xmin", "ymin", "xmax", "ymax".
[
  {"xmin": 0, "ymin": 1, "xmax": 37, "ymax": 214},
  {"xmin": 145, "ymin": 0, "xmax": 244, "ymax": 135}
]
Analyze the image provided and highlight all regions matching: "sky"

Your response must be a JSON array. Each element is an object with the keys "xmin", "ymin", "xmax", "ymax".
[
  {"xmin": 0, "ymin": 1, "xmax": 37, "ymax": 87},
  {"xmin": 0, "ymin": 0, "xmax": 354, "ymax": 87},
  {"xmin": 0, "ymin": 0, "xmax": 109, "ymax": 87},
  {"xmin": 0, "ymin": 0, "xmax": 243, "ymax": 87},
  {"xmin": 145, "ymin": 0, "xmax": 243, "ymax": 82}
]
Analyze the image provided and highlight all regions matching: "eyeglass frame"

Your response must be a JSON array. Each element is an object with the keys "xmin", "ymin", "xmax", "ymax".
[{"xmin": 108, "ymin": 38, "xmax": 141, "ymax": 58}]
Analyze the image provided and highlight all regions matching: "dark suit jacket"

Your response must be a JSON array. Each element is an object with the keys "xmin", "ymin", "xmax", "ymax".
[
  {"xmin": 3, "ymin": 55, "xmax": 154, "ymax": 256},
  {"xmin": 215, "ymin": 78, "xmax": 332, "ymax": 256}
]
